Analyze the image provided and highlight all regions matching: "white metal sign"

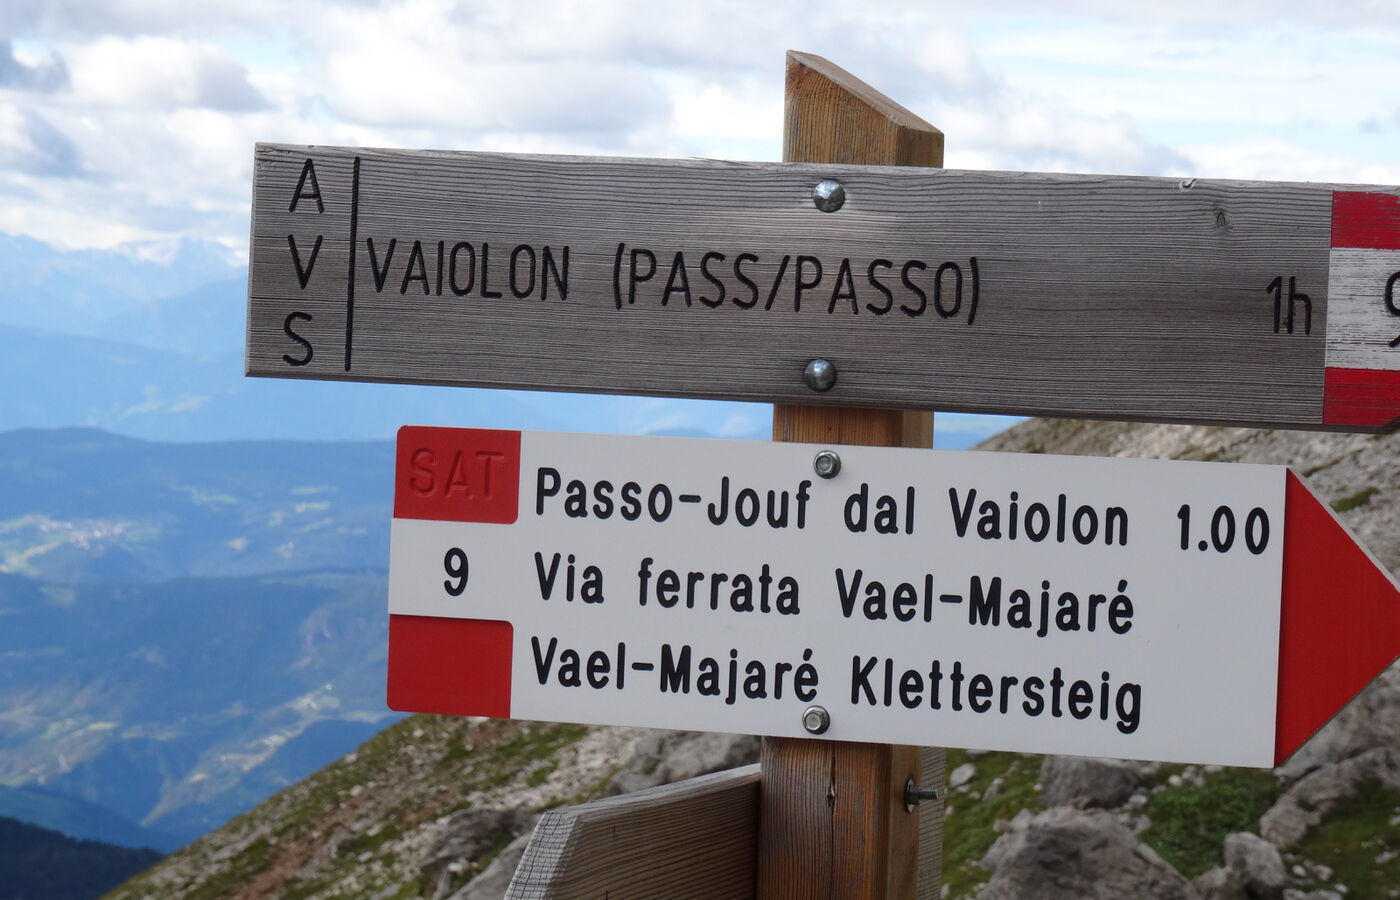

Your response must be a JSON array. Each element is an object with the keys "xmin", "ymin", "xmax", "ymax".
[{"xmin": 385, "ymin": 427, "xmax": 1307, "ymax": 766}]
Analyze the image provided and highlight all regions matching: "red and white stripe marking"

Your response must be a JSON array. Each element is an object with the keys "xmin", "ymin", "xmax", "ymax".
[
  {"xmin": 1325, "ymin": 191, "xmax": 1400, "ymax": 427},
  {"xmin": 387, "ymin": 427, "xmax": 520, "ymax": 718}
]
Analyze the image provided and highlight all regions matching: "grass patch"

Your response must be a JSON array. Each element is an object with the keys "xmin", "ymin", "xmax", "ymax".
[
  {"xmin": 335, "ymin": 824, "xmax": 401, "ymax": 859},
  {"xmin": 281, "ymin": 873, "xmax": 337, "ymax": 900},
  {"xmin": 941, "ymin": 751, "xmax": 1043, "ymax": 898},
  {"xmin": 183, "ymin": 836, "xmax": 273, "ymax": 900},
  {"xmin": 1302, "ymin": 458, "xmax": 1342, "ymax": 477},
  {"xmin": 554, "ymin": 762, "xmax": 628, "ymax": 811},
  {"xmin": 525, "ymin": 762, "xmax": 556, "ymax": 787},
  {"xmin": 472, "ymin": 722, "xmax": 589, "ymax": 792},
  {"xmin": 442, "ymin": 737, "xmax": 470, "ymax": 766},
  {"xmin": 439, "ymin": 719, "xmax": 480, "ymax": 769},
  {"xmin": 1141, "ymin": 763, "xmax": 1188, "ymax": 790},
  {"xmin": 1290, "ymin": 778, "xmax": 1400, "ymax": 897},
  {"xmin": 1139, "ymin": 768, "xmax": 1281, "ymax": 878},
  {"xmin": 1332, "ymin": 487, "xmax": 1380, "ymax": 513}
]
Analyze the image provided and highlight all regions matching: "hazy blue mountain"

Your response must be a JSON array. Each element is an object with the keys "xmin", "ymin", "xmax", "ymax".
[
  {"xmin": 0, "ymin": 325, "xmax": 589, "ymax": 444},
  {"xmin": 0, "ymin": 569, "xmax": 396, "ymax": 846},
  {"xmin": 0, "ymin": 428, "xmax": 393, "ymax": 583},
  {"xmin": 92, "ymin": 277, "xmax": 247, "ymax": 356},
  {"xmin": 0, "ymin": 784, "xmax": 179, "ymax": 853},
  {"xmin": 0, "ymin": 233, "xmax": 242, "ymax": 338},
  {"xmin": 0, "ymin": 322, "xmax": 775, "ymax": 444},
  {"xmin": 0, "ymin": 428, "xmax": 403, "ymax": 846}
]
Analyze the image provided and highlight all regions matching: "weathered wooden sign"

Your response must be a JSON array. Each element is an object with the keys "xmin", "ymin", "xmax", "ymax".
[
  {"xmin": 385, "ymin": 426, "xmax": 1400, "ymax": 767},
  {"xmin": 247, "ymin": 145, "xmax": 1400, "ymax": 432}
]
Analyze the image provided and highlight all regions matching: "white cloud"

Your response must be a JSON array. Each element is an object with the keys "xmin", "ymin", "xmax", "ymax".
[
  {"xmin": 719, "ymin": 413, "xmax": 764, "ymax": 439},
  {"xmin": 1180, "ymin": 139, "xmax": 1400, "ymax": 186},
  {"xmin": 1, "ymin": 0, "xmax": 1397, "ymax": 260},
  {"xmin": 65, "ymin": 35, "xmax": 266, "ymax": 110}
]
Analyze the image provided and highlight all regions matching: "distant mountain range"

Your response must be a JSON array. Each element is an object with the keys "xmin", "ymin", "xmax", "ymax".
[
  {"xmin": 0, "ymin": 569, "xmax": 393, "ymax": 844},
  {"xmin": 0, "ymin": 428, "xmax": 401, "ymax": 850},
  {"xmin": 0, "ymin": 322, "xmax": 665, "ymax": 444},
  {"xmin": 0, "ymin": 428, "xmax": 391, "ymax": 583}
]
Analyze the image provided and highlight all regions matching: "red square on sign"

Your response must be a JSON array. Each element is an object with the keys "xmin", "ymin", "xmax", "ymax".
[
  {"xmin": 387, "ymin": 615, "xmax": 513, "ymax": 718},
  {"xmin": 394, "ymin": 427, "xmax": 521, "ymax": 523}
]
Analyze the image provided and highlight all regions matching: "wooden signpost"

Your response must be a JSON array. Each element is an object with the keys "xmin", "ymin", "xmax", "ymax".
[
  {"xmin": 246, "ymin": 49, "xmax": 1400, "ymax": 900},
  {"xmin": 247, "ymin": 112, "xmax": 1400, "ymax": 432}
]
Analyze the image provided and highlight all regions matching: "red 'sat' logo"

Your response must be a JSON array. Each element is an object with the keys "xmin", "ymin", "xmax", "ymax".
[{"xmin": 393, "ymin": 427, "xmax": 521, "ymax": 523}]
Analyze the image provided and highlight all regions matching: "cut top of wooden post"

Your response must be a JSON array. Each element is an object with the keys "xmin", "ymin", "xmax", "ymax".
[
  {"xmin": 784, "ymin": 50, "xmax": 944, "ymax": 167},
  {"xmin": 775, "ymin": 50, "xmax": 941, "ymax": 449}
]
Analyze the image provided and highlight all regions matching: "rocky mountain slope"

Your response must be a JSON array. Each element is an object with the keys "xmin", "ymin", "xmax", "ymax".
[{"xmin": 107, "ymin": 419, "xmax": 1400, "ymax": 899}]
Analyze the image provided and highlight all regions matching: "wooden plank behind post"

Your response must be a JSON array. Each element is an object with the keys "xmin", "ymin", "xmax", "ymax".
[
  {"xmin": 758, "ymin": 50, "xmax": 945, "ymax": 900},
  {"xmin": 506, "ymin": 765, "xmax": 761, "ymax": 899}
]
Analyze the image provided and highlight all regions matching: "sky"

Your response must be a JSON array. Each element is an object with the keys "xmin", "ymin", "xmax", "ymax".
[{"xmin": 3, "ymin": 0, "xmax": 1399, "ymax": 446}]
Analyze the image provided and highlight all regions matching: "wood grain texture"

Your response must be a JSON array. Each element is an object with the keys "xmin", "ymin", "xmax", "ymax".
[
  {"xmin": 758, "ymin": 50, "xmax": 938, "ymax": 900},
  {"xmin": 505, "ymin": 765, "xmax": 760, "ymax": 900},
  {"xmin": 783, "ymin": 50, "xmax": 944, "ymax": 168},
  {"xmin": 1327, "ymin": 248, "xmax": 1400, "ymax": 370},
  {"xmin": 247, "ymin": 140, "xmax": 1400, "ymax": 430},
  {"xmin": 916, "ymin": 746, "xmax": 946, "ymax": 900},
  {"xmin": 758, "ymin": 741, "xmax": 923, "ymax": 900}
]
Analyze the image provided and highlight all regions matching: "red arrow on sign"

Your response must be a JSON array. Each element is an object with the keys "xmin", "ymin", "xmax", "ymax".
[{"xmin": 1275, "ymin": 471, "xmax": 1400, "ymax": 764}]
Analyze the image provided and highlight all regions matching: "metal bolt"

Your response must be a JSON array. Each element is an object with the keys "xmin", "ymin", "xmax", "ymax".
[
  {"xmin": 812, "ymin": 179, "xmax": 845, "ymax": 212},
  {"xmin": 801, "ymin": 705, "xmax": 831, "ymax": 735},
  {"xmin": 804, "ymin": 358, "xmax": 837, "ymax": 392},
  {"xmin": 813, "ymin": 450, "xmax": 841, "ymax": 479},
  {"xmin": 904, "ymin": 776, "xmax": 941, "ymax": 812}
]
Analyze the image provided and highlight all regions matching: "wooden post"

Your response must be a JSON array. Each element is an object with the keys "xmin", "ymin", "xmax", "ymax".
[{"xmin": 758, "ymin": 51, "xmax": 946, "ymax": 900}]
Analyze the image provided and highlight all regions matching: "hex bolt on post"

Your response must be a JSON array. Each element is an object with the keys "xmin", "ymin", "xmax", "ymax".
[
  {"xmin": 802, "ymin": 705, "xmax": 831, "ymax": 735},
  {"xmin": 813, "ymin": 450, "xmax": 841, "ymax": 479}
]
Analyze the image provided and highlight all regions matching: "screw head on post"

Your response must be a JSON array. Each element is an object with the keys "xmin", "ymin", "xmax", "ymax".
[
  {"xmin": 812, "ymin": 179, "xmax": 846, "ymax": 212},
  {"xmin": 813, "ymin": 450, "xmax": 841, "ymax": 479},
  {"xmin": 804, "ymin": 358, "xmax": 837, "ymax": 392},
  {"xmin": 801, "ymin": 705, "xmax": 831, "ymax": 735}
]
